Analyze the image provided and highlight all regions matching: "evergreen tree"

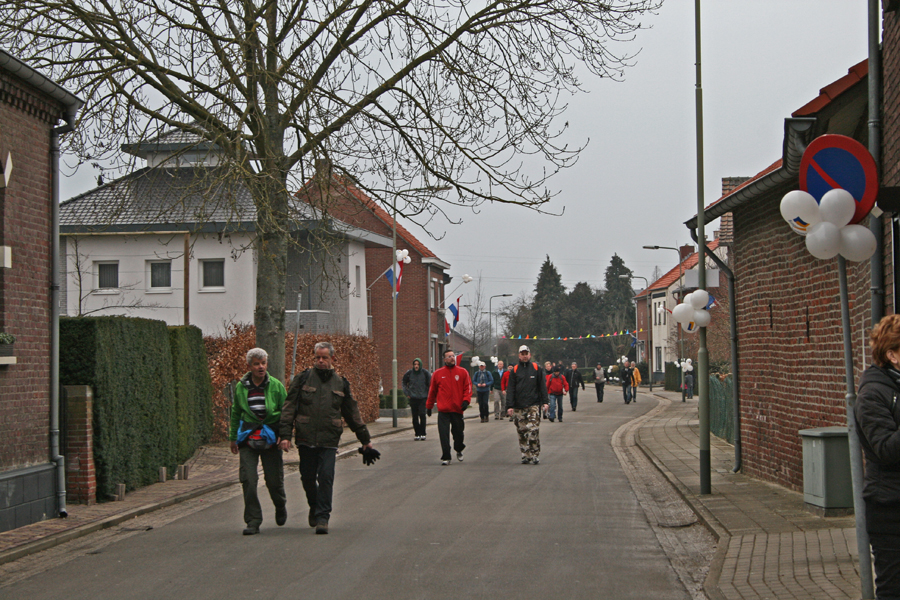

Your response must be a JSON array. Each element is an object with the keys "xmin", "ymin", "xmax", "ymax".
[
  {"xmin": 532, "ymin": 256, "xmax": 566, "ymax": 337},
  {"xmin": 602, "ymin": 254, "xmax": 636, "ymax": 359}
]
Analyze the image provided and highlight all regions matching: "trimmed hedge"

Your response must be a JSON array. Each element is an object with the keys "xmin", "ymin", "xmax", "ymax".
[
  {"xmin": 168, "ymin": 326, "xmax": 214, "ymax": 463},
  {"xmin": 380, "ymin": 392, "xmax": 409, "ymax": 409},
  {"xmin": 60, "ymin": 317, "xmax": 178, "ymax": 499}
]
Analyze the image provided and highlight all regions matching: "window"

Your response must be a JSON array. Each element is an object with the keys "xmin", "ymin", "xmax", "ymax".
[
  {"xmin": 201, "ymin": 259, "xmax": 225, "ymax": 289},
  {"xmin": 96, "ymin": 262, "xmax": 119, "ymax": 290},
  {"xmin": 355, "ymin": 265, "xmax": 361, "ymax": 297},
  {"xmin": 148, "ymin": 261, "xmax": 172, "ymax": 291},
  {"xmin": 430, "ymin": 280, "xmax": 435, "ymax": 309},
  {"xmin": 655, "ymin": 347, "xmax": 663, "ymax": 372}
]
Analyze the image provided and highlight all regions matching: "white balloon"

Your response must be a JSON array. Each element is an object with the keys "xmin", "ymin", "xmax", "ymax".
[
  {"xmin": 684, "ymin": 321, "xmax": 698, "ymax": 333},
  {"xmin": 401, "ymin": 249, "xmax": 409, "ymax": 259},
  {"xmin": 682, "ymin": 292, "xmax": 694, "ymax": 307},
  {"xmin": 396, "ymin": 250, "xmax": 404, "ymax": 259},
  {"xmin": 672, "ymin": 303, "xmax": 694, "ymax": 324},
  {"xmin": 805, "ymin": 221, "xmax": 842, "ymax": 260},
  {"xmin": 403, "ymin": 256, "xmax": 411, "ymax": 264},
  {"xmin": 686, "ymin": 365, "xmax": 694, "ymax": 372},
  {"xmin": 693, "ymin": 309, "xmax": 711, "ymax": 328},
  {"xmin": 819, "ymin": 188, "xmax": 856, "ymax": 227},
  {"xmin": 839, "ymin": 224, "xmax": 878, "ymax": 262},
  {"xmin": 690, "ymin": 289, "xmax": 709, "ymax": 310},
  {"xmin": 686, "ymin": 358, "xmax": 692, "ymax": 364},
  {"xmin": 780, "ymin": 190, "xmax": 821, "ymax": 235}
]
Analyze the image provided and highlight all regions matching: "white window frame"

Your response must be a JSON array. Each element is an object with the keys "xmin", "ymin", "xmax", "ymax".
[
  {"xmin": 199, "ymin": 258, "xmax": 226, "ymax": 292},
  {"xmin": 93, "ymin": 261, "xmax": 120, "ymax": 295},
  {"xmin": 146, "ymin": 260, "xmax": 173, "ymax": 294}
]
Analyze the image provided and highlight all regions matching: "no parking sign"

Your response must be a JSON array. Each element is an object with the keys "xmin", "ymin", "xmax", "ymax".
[{"xmin": 799, "ymin": 134, "xmax": 878, "ymax": 225}]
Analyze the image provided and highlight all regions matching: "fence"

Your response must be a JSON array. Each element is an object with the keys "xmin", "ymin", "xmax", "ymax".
[{"xmin": 709, "ymin": 374, "xmax": 734, "ymax": 444}]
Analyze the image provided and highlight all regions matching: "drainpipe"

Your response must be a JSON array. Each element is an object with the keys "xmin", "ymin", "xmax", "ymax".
[
  {"xmin": 689, "ymin": 227, "xmax": 740, "ymax": 472},
  {"xmin": 869, "ymin": 0, "xmax": 884, "ymax": 326},
  {"xmin": 51, "ymin": 106, "xmax": 79, "ymax": 518}
]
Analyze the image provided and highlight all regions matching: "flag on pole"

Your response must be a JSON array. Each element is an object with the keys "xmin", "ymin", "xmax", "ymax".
[
  {"xmin": 383, "ymin": 261, "xmax": 404, "ymax": 296},
  {"xmin": 706, "ymin": 294, "xmax": 717, "ymax": 310},
  {"xmin": 448, "ymin": 297, "xmax": 461, "ymax": 328}
]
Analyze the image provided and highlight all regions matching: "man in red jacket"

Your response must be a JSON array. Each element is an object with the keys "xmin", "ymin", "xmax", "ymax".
[{"xmin": 427, "ymin": 349, "xmax": 473, "ymax": 465}]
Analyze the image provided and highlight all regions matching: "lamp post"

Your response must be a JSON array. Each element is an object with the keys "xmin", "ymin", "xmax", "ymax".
[
  {"xmin": 643, "ymin": 245, "xmax": 686, "ymax": 402},
  {"xmin": 489, "ymin": 294, "xmax": 512, "ymax": 356},
  {"xmin": 621, "ymin": 274, "xmax": 651, "ymax": 392}
]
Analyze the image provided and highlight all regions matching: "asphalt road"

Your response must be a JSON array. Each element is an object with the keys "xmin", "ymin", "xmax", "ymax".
[{"xmin": 4, "ymin": 393, "xmax": 690, "ymax": 600}]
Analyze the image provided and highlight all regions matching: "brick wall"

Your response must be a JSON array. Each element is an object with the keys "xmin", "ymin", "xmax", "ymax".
[
  {"xmin": 0, "ymin": 71, "xmax": 64, "ymax": 473},
  {"xmin": 63, "ymin": 386, "xmax": 95, "ymax": 504}
]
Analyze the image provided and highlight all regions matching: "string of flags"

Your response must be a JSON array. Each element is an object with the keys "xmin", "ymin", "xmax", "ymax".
[{"xmin": 501, "ymin": 329, "xmax": 643, "ymax": 341}]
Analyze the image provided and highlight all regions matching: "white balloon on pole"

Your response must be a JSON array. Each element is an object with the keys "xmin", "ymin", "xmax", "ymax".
[
  {"xmin": 683, "ymin": 320, "xmax": 698, "ymax": 333},
  {"xmin": 819, "ymin": 188, "xmax": 857, "ymax": 227},
  {"xmin": 672, "ymin": 303, "xmax": 694, "ymax": 324},
  {"xmin": 839, "ymin": 224, "xmax": 878, "ymax": 262},
  {"xmin": 682, "ymin": 292, "xmax": 694, "ymax": 308},
  {"xmin": 780, "ymin": 190, "xmax": 821, "ymax": 235},
  {"xmin": 690, "ymin": 289, "xmax": 709, "ymax": 310},
  {"xmin": 693, "ymin": 309, "xmax": 711, "ymax": 328},
  {"xmin": 805, "ymin": 221, "xmax": 842, "ymax": 260}
]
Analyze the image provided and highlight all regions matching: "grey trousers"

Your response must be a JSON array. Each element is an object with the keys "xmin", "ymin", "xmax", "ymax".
[{"xmin": 238, "ymin": 445, "xmax": 286, "ymax": 527}]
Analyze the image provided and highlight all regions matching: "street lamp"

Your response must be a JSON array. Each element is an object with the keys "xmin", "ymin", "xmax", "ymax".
[
  {"xmin": 643, "ymin": 245, "xmax": 686, "ymax": 402},
  {"xmin": 620, "ymin": 274, "xmax": 652, "ymax": 392},
  {"xmin": 488, "ymin": 294, "xmax": 512, "ymax": 355}
]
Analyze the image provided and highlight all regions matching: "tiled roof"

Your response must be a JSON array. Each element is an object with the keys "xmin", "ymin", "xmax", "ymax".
[
  {"xmin": 61, "ymin": 166, "xmax": 313, "ymax": 232},
  {"xmin": 793, "ymin": 60, "xmax": 868, "ymax": 117},
  {"xmin": 636, "ymin": 238, "xmax": 721, "ymax": 298},
  {"xmin": 697, "ymin": 159, "xmax": 782, "ymax": 215}
]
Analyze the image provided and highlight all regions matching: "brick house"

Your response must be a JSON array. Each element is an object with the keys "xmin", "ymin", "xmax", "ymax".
[
  {"xmin": 682, "ymin": 52, "xmax": 893, "ymax": 490},
  {"xmin": 0, "ymin": 51, "xmax": 81, "ymax": 531},
  {"xmin": 297, "ymin": 164, "xmax": 452, "ymax": 387}
]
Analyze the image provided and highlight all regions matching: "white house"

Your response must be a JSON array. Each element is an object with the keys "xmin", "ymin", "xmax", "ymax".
[{"xmin": 60, "ymin": 128, "xmax": 391, "ymax": 335}]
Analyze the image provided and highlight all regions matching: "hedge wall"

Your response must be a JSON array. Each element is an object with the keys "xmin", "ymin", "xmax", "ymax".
[
  {"xmin": 169, "ymin": 326, "xmax": 214, "ymax": 463},
  {"xmin": 60, "ymin": 317, "xmax": 178, "ymax": 499}
]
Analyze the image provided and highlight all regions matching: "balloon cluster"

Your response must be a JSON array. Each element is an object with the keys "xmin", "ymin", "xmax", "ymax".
[
  {"xmin": 471, "ymin": 355, "xmax": 482, "ymax": 367},
  {"xmin": 395, "ymin": 249, "xmax": 412, "ymax": 264},
  {"xmin": 671, "ymin": 289, "xmax": 711, "ymax": 333},
  {"xmin": 677, "ymin": 358, "xmax": 693, "ymax": 373},
  {"xmin": 490, "ymin": 356, "xmax": 498, "ymax": 365},
  {"xmin": 779, "ymin": 189, "xmax": 876, "ymax": 261},
  {"xmin": 462, "ymin": 274, "xmax": 474, "ymax": 283}
]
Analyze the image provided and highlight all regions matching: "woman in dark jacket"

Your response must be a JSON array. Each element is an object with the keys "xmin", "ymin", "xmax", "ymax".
[{"xmin": 856, "ymin": 313, "xmax": 900, "ymax": 599}]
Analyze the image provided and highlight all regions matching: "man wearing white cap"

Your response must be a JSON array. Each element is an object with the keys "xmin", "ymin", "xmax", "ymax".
[{"xmin": 505, "ymin": 345, "xmax": 549, "ymax": 464}]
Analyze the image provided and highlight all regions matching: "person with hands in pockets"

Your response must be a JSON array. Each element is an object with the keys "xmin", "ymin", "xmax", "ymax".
[{"xmin": 426, "ymin": 349, "xmax": 472, "ymax": 466}]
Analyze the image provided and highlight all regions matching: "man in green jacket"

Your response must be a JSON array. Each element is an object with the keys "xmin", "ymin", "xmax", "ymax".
[
  {"xmin": 229, "ymin": 347, "xmax": 288, "ymax": 536},
  {"xmin": 279, "ymin": 341, "xmax": 374, "ymax": 534}
]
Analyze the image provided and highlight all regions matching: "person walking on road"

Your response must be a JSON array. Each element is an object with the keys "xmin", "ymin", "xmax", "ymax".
[
  {"xmin": 546, "ymin": 365, "xmax": 569, "ymax": 422},
  {"xmin": 630, "ymin": 361, "xmax": 641, "ymax": 403},
  {"xmin": 472, "ymin": 361, "xmax": 494, "ymax": 423},
  {"xmin": 230, "ymin": 347, "xmax": 288, "ymax": 536},
  {"xmin": 594, "ymin": 362, "xmax": 606, "ymax": 402},
  {"xmin": 427, "ymin": 349, "xmax": 472, "ymax": 465},
  {"xmin": 620, "ymin": 361, "xmax": 632, "ymax": 404},
  {"xmin": 566, "ymin": 362, "xmax": 585, "ymax": 411},
  {"xmin": 854, "ymin": 314, "xmax": 900, "ymax": 599},
  {"xmin": 402, "ymin": 358, "xmax": 431, "ymax": 441},
  {"xmin": 684, "ymin": 371, "xmax": 694, "ymax": 399},
  {"xmin": 491, "ymin": 360, "xmax": 505, "ymax": 420},
  {"xmin": 279, "ymin": 341, "xmax": 375, "ymax": 535},
  {"xmin": 505, "ymin": 345, "xmax": 550, "ymax": 464},
  {"xmin": 501, "ymin": 364, "xmax": 513, "ymax": 421}
]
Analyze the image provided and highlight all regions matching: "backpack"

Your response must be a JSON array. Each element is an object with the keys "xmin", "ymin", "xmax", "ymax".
[{"xmin": 548, "ymin": 373, "xmax": 565, "ymax": 395}]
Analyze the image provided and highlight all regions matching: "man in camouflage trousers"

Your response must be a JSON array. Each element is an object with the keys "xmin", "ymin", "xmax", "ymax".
[{"xmin": 505, "ymin": 345, "xmax": 549, "ymax": 464}]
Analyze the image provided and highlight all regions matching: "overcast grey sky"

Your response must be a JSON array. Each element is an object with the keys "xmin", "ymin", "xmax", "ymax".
[{"xmin": 58, "ymin": 1, "xmax": 871, "ymax": 325}]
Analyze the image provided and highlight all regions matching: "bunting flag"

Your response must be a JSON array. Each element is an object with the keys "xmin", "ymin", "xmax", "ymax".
[
  {"xmin": 383, "ymin": 260, "xmax": 404, "ymax": 296},
  {"xmin": 500, "ymin": 329, "xmax": 657, "ymax": 341}
]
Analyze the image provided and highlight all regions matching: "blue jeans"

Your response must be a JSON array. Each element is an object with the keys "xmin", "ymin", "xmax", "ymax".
[
  {"xmin": 622, "ymin": 385, "xmax": 631, "ymax": 404},
  {"xmin": 548, "ymin": 394, "xmax": 564, "ymax": 420}
]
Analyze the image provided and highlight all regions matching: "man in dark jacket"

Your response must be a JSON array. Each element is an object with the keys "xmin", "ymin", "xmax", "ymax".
[
  {"xmin": 279, "ymin": 341, "xmax": 374, "ymax": 535},
  {"xmin": 402, "ymin": 358, "xmax": 431, "ymax": 440},
  {"xmin": 566, "ymin": 361, "xmax": 585, "ymax": 411},
  {"xmin": 505, "ymin": 345, "xmax": 549, "ymax": 464},
  {"xmin": 619, "ymin": 361, "xmax": 632, "ymax": 404},
  {"xmin": 594, "ymin": 362, "xmax": 606, "ymax": 402}
]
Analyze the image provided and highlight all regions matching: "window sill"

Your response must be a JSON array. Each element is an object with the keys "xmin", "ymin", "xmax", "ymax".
[
  {"xmin": 146, "ymin": 289, "xmax": 174, "ymax": 294},
  {"xmin": 93, "ymin": 289, "xmax": 120, "ymax": 295},
  {"xmin": 198, "ymin": 288, "xmax": 226, "ymax": 293}
]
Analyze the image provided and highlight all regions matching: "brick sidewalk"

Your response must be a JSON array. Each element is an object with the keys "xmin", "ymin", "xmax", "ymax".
[{"xmin": 637, "ymin": 390, "xmax": 861, "ymax": 600}]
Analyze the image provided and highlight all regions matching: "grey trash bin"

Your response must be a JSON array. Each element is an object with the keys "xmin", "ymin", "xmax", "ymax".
[{"xmin": 799, "ymin": 426, "xmax": 853, "ymax": 513}]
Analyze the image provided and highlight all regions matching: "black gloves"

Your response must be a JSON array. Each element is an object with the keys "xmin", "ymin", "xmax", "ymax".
[
  {"xmin": 461, "ymin": 401, "xmax": 469, "ymax": 411},
  {"xmin": 427, "ymin": 408, "xmax": 432, "ymax": 417},
  {"xmin": 359, "ymin": 446, "xmax": 381, "ymax": 466}
]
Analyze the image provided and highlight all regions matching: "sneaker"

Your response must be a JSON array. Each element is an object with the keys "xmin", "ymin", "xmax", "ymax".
[
  {"xmin": 275, "ymin": 506, "xmax": 287, "ymax": 526},
  {"xmin": 558, "ymin": 418, "xmax": 563, "ymax": 422},
  {"xmin": 549, "ymin": 418, "xmax": 555, "ymax": 422},
  {"xmin": 243, "ymin": 525, "xmax": 260, "ymax": 535},
  {"xmin": 315, "ymin": 522, "xmax": 328, "ymax": 535},
  {"xmin": 521, "ymin": 457, "xmax": 531, "ymax": 464},
  {"xmin": 532, "ymin": 457, "xmax": 540, "ymax": 465},
  {"xmin": 422, "ymin": 435, "xmax": 426, "ymax": 441},
  {"xmin": 308, "ymin": 509, "xmax": 317, "ymax": 528},
  {"xmin": 456, "ymin": 451, "xmax": 464, "ymax": 462},
  {"xmin": 441, "ymin": 460, "xmax": 450, "ymax": 466}
]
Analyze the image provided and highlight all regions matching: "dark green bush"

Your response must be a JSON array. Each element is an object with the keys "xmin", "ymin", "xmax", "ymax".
[
  {"xmin": 168, "ymin": 326, "xmax": 213, "ymax": 463},
  {"xmin": 60, "ymin": 316, "xmax": 178, "ymax": 499},
  {"xmin": 636, "ymin": 361, "xmax": 649, "ymax": 383},
  {"xmin": 380, "ymin": 391, "xmax": 409, "ymax": 409},
  {"xmin": 665, "ymin": 362, "xmax": 680, "ymax": 391}
]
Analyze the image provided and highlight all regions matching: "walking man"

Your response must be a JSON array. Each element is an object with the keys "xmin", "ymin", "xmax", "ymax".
[
  {"xmin": 505, "ymin": 345, "xmax": 550, "ymax": 464},
  {"xmin": 472, "ymin": 361, "xmax": 494, "ymax": 423},
  {"xmin": 402, "ymin": 358, "xmax": 431, "ymax": 440},
  {"xmin": 427, "ymin": 350, "xmax": 472, "ymax": 465},
  {"xmin": 491, "ymin": 360, "xmax": 505, "ymax": 420},
  {"xmin": 501, "ymin": 364, "xmax": 514, "ymax": 421},
  {"xmin": 229, "ymin": 347, "xmax": 288, "ymax": 535},
  {"xmin": 685, "ymin": 371, "xmax": 694, "ymax": 399},
  {"xmin": 594, "ymin": 362, "xmax": 606, "ymax": 402},
  {"xmin": 279, "ymin": 341, "xmax": 374, "ymax": 535},
  {"xmin": 566, "ymin": 362, "xmax": 585, "ymax": 411},
  {"xmin": 546, "ymin": 365, "xmax": 569, "ymax": 422},
  {"xmin": 620, "ymin": 361, "xmax": 632, "ymax": 404},
  {"xmin": 630, "ymin": 361, "xmax": 641, "ymax": 403}
]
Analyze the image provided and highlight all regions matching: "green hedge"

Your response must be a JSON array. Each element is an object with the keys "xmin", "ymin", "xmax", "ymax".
[
  {"xmin": 169, "ymin": 326, "xmax": 213, "ymax": 463},
  {"xmin": 664, "ymin": 362, "xmax": 680, "ymax": 391},
  {"xmin": 380, "ymin": 391, "xmax": 409, "ymax": 409},
  {"xmin": 60, "ymin": 317, "xmax": 211, "ymax": 500}
]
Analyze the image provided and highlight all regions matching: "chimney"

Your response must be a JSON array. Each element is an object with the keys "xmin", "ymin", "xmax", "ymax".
[
  {"xmin": 679, "ymin": 244, "xmax": 695, "ymax": 262},
  {"xmin": 721, "ymin": 176, "xmax": 750, "ymax": 196}
]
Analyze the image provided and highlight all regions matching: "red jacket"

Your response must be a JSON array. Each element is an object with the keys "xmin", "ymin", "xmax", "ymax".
[
  {"xmin": 500, "ymin": 370, "xmax": 511, "ymax": 391},
  {"xmin": 427, "ymin": 365, "xmax": 472, "ymax": 413},
  {"xmin": 547, "ymin": 372, "xmax": 569, "ymax": 395}
]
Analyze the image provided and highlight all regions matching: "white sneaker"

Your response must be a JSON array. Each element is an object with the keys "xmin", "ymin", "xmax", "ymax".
[
  {"xmin": 532, "ymin": 457, "xmax": 540, "ymax": 465},
  {"xmin": 441, "ymin": 460, "xmax": 450, "ymax": 466},
  {"xmin": 456, "ymin": 452, "xmax": 464, "ymax": 462}
]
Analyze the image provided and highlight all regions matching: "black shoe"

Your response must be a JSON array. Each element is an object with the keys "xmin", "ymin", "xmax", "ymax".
[
  {"xmin": 558, "ymin": 418, "xmax": 563, "ymax": 422},
  {"xmin": 243, "ymin": 525, "xmax": 260, "ymax": 535},
  {"xmin": 316, "ymin": 522, "xmax": 329, "ymax": 535},
  {"xmin": 549, "ymin": 418, "xmax": 555, "ymax": 422},
  {"xmin": 572, "ymin": 407, "xmax": 576, "ymax": 411},
  {"xmin": 308, "ymin": 509, "xmax": 317, "ymax": 528},
  {"xmin": 521, "ymin": 457, "xmax": 531, "ymax": 464},
  {"xmin": 276, "ymin": 506, "xmax": 287, "ymax": 526}
]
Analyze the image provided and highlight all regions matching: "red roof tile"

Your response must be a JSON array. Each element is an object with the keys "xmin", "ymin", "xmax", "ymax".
[
  {"xmin": 636, "ymin": 238, "xmax": 721, "ymax": 298},
  {"xmin": 792, "ymin": 59, "xmax": 868, "ymax": 117}
]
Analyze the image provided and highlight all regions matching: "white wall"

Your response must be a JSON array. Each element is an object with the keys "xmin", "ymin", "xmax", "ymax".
[
  {"xmin": 347, "ymin": 240, "xmax": 368, "ymax": 336},
  {"xmin": 64, "ymin": 232, "xmax": 256, "ymax": 335}
]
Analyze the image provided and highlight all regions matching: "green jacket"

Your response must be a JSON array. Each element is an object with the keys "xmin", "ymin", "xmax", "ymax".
[
  {"xmin": 280, "ymin": 368, "xmax": 371, "ymax": 448},
  {"xmin": 228, "ymin": 372, "xmax": 287, "ymax": 441}
]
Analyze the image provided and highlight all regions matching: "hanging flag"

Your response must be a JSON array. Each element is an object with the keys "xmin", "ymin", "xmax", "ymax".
[
  {"xmin": 444, "ymin": 319, "xmax": 450, "ymax": 337},
  {"xmin": 706, "ymin": 294, "xmax": 717, "ymax": 310},
  {"xmin": 383, "ymin": 261, "xmax": 404, "ymax": 296},
  {"xmin": 447, "ymin": 296, "xmax": 461, "ymax": 328}
]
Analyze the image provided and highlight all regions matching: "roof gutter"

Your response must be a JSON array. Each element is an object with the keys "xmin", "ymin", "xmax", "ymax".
[{"xmin": 684, "ymin": 116, "xmax": 817, "ymax": 229}]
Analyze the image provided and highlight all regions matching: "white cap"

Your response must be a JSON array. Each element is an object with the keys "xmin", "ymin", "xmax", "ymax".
[{"xmin": 518, "ymin": 345, "xmax": 530, "ymax": 353}]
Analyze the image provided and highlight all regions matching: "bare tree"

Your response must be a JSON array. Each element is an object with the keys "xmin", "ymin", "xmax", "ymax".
[
  {"xmin": 2, "ymin": 0, "xmax": 660, "ymax": 377},
  {"xmin": 457, "ymin": 273, "xmax": 491, "ymax": 355}
]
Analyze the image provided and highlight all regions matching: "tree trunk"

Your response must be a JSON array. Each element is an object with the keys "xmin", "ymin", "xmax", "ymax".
[{"xmin": 254, "ymin": 175, "xmax": 288, "ymax": 382}]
